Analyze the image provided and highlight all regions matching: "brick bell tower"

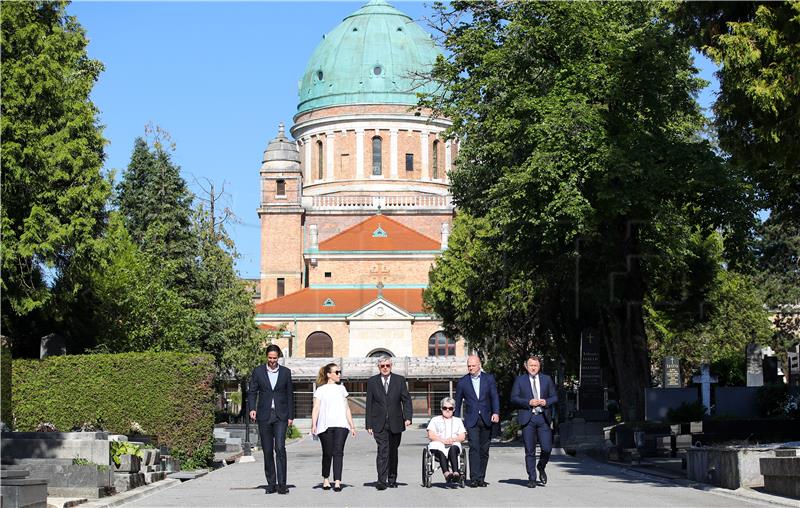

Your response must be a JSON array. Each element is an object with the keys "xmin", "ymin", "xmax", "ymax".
[{"xmin": 258, "ymin": 123, "xmax": 304, "ymax": 302}]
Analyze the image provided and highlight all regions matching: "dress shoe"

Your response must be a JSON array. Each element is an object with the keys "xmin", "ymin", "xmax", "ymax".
[
  {"xmin": 527, "ymin": 480, "xmax": 537, "ymax": 488},
  {"xmin": 265, "ymin": 486, "xmax": 276, "ymax": 494},
  {"xmin": 322, "ymin": 483, "xmax": 331, "ymax": 491},
  {"xmin": 277, "ymin": 485, "xmax": 289, "ymax": 494},
  {"xmin": 333, "ymin": 485, "xmax": 342, "ymax": 492},
  {"xmin": 469, "ymin": 479, "xmax": 480, "ymax": 488},
  {"xmin": 537, "ymin": 468, "xmax": 548, "ymax": 485},
  {"xmin": 479, "ymin": 480, "xmax": 489, "ymax": 487},
  {"xmin": 375, "ymin": 482, "xmax": 387, "ymax": 491},
  {"xmin": 388, "ymin": 480, "xmax": 398, "ymax": 488}
]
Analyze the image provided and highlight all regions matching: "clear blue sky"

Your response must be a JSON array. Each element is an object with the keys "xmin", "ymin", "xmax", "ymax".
[{"xmin": 68, "ymin": 1, "xmax": 719, "ymax": 279}]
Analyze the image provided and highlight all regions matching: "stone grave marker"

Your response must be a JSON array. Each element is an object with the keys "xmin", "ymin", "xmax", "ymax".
[
  {"xmin": 40, "ymin": 333, "xmax": 65, "ymax": 359},
  {"xmin": 663, "ymin": 356, "xmax": 682, "ymax": 388},
  {"xmin": 746, "ymin": 343, "xmax": 763, "ymax": 387},
  {"xmin": 692, "ymin": 364, "xmax": 718, "ymax": 415},
  {"xmin": 578, "ymin": 329, "xmax": 604, "ymax": 412}
]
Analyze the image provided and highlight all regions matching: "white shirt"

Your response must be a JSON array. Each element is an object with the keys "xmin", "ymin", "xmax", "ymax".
[
  {"xmin": 530, "ymin": 375, "xmax": 542, "ymax": 414},
  {"xmin": 426, "ymin": 415, "xmax": 466, "ymax": 453},
  {"xmin": 313, "ymin": 383, "xmax": 349, "ymax": 435}
]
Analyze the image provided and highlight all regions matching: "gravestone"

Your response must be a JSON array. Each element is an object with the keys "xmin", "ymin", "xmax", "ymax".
[
  {"xmin": 578, "ymin": 329, "xmax": 605, "ymax": 416},
  {"xmin": 663, "ymin": 356, "xmax": 682, "ymax": 388},
  {"xmin": 762, "ymin": 356, "xmax": 780, "ymax": 385},
  {"xmin": 788, "ymin": 344, "xmax": 799, "ymax": 386},
  {"xmin": 692, "ymin": 364, "xmax": 717, "ymax": 415},
  {"xmin": 40, "ymin": 333, "xmax": 65, "ymax": 359},
  {"xmin": 746, "ymin": 343, "xmax": 763, "ymax": 387}
]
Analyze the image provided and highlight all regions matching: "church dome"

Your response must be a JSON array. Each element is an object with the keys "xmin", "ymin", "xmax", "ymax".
[{"xmin": 297, "ymin": 0, "xmax": 441, "ymax": 114}]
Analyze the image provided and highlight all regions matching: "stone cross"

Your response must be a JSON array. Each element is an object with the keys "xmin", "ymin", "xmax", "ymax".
[
  {"xmin": 376, "ymin": 281, "xmax": 384, "ymax": 299},
  {"xmin": 692, "ymin": 364, "xmax": 718, "ymax": 415}
]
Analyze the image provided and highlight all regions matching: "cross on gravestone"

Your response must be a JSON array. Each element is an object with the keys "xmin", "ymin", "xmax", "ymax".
[{"xmin": 692, "ymin": 364, "xmax": 718, "ymax": 415}]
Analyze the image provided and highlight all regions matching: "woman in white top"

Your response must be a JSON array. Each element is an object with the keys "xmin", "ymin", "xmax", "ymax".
[
  {"xmin": 311, "ymin": 363, "xmax": 356, "ymax": 492},
  {"xmin": 427, "ymin": 396, "xmax": 467, "ymax": 482}
]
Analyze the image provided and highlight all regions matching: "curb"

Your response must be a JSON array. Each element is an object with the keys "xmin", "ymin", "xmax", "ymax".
[{"xmin": 78, "ymin": 478, "xmax": 181, "ymax": 508}]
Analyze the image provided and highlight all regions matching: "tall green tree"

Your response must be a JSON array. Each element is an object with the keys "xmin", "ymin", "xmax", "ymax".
[
  {"xmin": 116, "ymin": 130, "xmax": 196, "ymax": 290},
  {"xmin": 1, "ymin": 1, "xmax": 110, "ymax": 355},
  {"xmin": 423, "ymin": 1, "xmax": 755, "ymax": 419}
]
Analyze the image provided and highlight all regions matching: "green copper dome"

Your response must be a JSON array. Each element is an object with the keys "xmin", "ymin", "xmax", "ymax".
[{"xmin": 297, "ymin": 0, "xmax": 441, "ymax": 114}]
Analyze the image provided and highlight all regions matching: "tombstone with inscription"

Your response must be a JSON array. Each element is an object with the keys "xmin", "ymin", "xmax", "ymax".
[
  {"xmin": 578, "ymin": 329, "xmax": 605, "ymax": 418},
  {"xmin": 788, "ymin": 344, "xmax": 799, "ymax": 386},
  {"xmin": 762, "ymin": 355, "xmax": 780, "ymax": 385},
  {"xmin": 746, "ymin": 343, "xmax": 763, "ymax": 387},
  {"xmin": 662, "ymin": 356, "xmax": 682, "ymax": 388}
]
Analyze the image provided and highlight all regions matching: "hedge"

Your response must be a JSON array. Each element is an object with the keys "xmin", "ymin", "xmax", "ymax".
[
  {"xmin": 12, "ymin": 352, "xmax": 215, "ymax": 469},
  {"xmin": 1, "ymin": 342, "xmax": 11, "ymax": 425}
]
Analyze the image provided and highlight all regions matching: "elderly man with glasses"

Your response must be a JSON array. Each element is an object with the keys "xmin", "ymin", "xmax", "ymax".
[{"xmin": 366, "ymin": 356, "xmax": 412, "ymax": 490}]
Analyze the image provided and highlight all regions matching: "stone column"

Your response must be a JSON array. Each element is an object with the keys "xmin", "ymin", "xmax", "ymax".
[
  {"xmin": 325, "ymin": 131, "xmax": 335, "ymax": 181},
  {"xmin": 445, "ymin": 139, "xmax": 452, "ymax": 182},
  {"xmin": 303, "ymin": 137, "xmax": 312, "ymax": 183},
  {"xmin": 355, "ymin": 128, "xmax": 365, "ymax": 179},
  {"xmin": 390, "ymin": 128, "xmax": 398, "ymax": 179},
  {"xmin": 420, "ymin": 131, "xmax": 429, "ymax": 180}
]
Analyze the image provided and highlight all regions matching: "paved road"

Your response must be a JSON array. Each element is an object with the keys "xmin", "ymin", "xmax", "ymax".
[{"xmin": 128, "ymin": 427, "xmax": 776, "ymax": 507}]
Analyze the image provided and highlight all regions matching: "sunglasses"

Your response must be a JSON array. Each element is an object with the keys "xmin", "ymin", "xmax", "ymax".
[
  {"xmin": 332, "ymin": 370, "xmax": 341, "ymax": 375},
  {"xmin": 379, "ymin": 364, "xmax": 391, "ymax": 368},
  {"xmin": 442, "ymin": 407, "xmax": 454, "ymax": 411}
]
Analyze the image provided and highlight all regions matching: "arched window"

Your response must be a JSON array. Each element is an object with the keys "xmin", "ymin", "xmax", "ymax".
[
  {"xmin": 317, "ymin": 140, "xmax": 324, "ymax": 180},
  {"xmin": 276, "ymin": 179, "xmax": 285, "ymax": 196},
  {"xmin": 428, "ymin": 331, "xmax": 455, "ymax": 357},
  {"xmin": 368, "ymin": 348, "xmax": 393, "ymax": 358},
  {"xmin": 306, "ymin": 331, "xmax": 333, "ymax": 358},
  {"xmin": 432, "ymin": 140, "xmax": 440, "ymax": 179},
  {"xmin": 372, "ymin": 136, "xmax": 382, "ymax": 176}
]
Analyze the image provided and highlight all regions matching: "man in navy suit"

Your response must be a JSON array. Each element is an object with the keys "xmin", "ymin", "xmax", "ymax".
[
  {"xmin": 248, "ymin": 344, "xmax": 294, "ymax": 494},
  {"xmin": 454, "ymin": 354, "xmax": 500, "ymax": 487},
  {"xmin": 511, "ymin": 355, "xmax": 558, "ymax": 488}
]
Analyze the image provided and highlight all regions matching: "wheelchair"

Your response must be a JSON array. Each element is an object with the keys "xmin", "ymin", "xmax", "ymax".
[{"xmin": 422, "ymin": 445, "xmax": 468, "ymax": 488}]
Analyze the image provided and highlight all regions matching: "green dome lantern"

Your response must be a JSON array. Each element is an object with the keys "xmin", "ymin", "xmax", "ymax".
[{"xmin": 297, "ymin": 0, "xmax": 441, "ymax": 114}]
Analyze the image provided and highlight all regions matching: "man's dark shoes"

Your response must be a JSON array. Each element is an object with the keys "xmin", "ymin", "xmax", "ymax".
[
  {"xmin": 375, "ymin": 482, "xmax": 387, "ymax": 491},
  {"xmin": 469, "ymin": 479, "xmax": 480, "ymax": 488},
  {"xmin": 388, "ymin": 480, "xmax": 398, "ymax": 488},
  {"xmin": 479, "ymin": 480, "xmax": 488, "ymax": 487},
  {"xmin": 265, "ymin": 486, "xmax": 276, "ymax": 494},
  {"xmin": 333, "ymin": 485, "xmax": 342, "ymax": 492},
  {"xmin": 277, "ymin": 485, "xmax": 289, "ymax": 494},
  {"xmin": 527, "ymin": 480, "xmax": 537, "ymax": 488},
  {"xmin": 538, "ymin": 467, "xmax": 548, "ymax": 485}
]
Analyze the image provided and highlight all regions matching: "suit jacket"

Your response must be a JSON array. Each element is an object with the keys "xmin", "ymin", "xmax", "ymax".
[
  {"xmin": 454, "ymin": 372, "xmax": 500, "ymax": 428},
  {"xmin": 365, "ymin": 373, "xmax": 412, "ymax": 434},
  {"xmin": 247, "ymin": 364, "xmax": 294, "ymax": 421},
  {"xmin": 510, "ymin": 373, "xmax": 558, "ymax": 425}
]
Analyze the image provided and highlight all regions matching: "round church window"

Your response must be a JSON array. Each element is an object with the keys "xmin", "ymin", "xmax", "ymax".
[
  {"xmin": 317, "ymin": 70, "xmax": 324, "ymax": 81},
  {"xmin": 373, "ymin": 65, "xmax": 382, "ymax": 76}
]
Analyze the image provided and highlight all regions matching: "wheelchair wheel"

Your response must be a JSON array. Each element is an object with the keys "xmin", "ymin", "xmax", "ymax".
[
  {"xmin": 458, "ymin": 446, "xmax": 468, "ymax": 487},
  {"xmin": 422, "ymin": 448, "xmax": 432, "ymax": 488}
]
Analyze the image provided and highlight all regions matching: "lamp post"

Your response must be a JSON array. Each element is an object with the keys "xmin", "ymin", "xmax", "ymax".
[{"xmin": 239, "ymin": 375, "xmax": 255, "ymax": 463}]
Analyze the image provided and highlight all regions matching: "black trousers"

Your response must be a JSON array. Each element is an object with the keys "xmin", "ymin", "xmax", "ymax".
[
  {"xmin": 522, "ymin": 413, "xmax": 553, "ymax": 480},
  {"xmin": 318, "ymin": 427, "xmax": 349, "ymax": 481},
  {"xmin": 373, "ymin": 427, "xmax": 402, "ymax": 483},
  {"xmin": 431, "ymin": 446, "xmax": 460, "ymax": 473},
  {"xmin": 257, "ymin": 411, "xmax": 288, "ymax": 487},
  {"xmin": 466, "ymin": 418, "xmax": 492, "ymax": 481}
]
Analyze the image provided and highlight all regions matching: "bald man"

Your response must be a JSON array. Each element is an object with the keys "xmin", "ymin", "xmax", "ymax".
[{"xmin": 454, "ymin": 355, "xmax": 500, "ymax": 487}]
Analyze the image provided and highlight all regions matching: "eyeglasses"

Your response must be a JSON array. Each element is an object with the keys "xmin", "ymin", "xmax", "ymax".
[
  {"xmin": 332, "ymin": 370, "xmax": 341, "ymax": 375},
  {"xmin": 442, "ymin": 407, "xmax": 454, "ymax": 411},
  {"xmin": 379, "ymin": 364, "xmax": 391, "ymax": 368}
]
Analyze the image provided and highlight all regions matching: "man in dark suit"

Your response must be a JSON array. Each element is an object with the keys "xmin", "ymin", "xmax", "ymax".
[
  {"xmin": 248, "ymin": 344, "xmax": 294, "ymax": 494},
  {"xmin": 454, "ymin": 354, "xmax": 500, "ymax": 487},
  {"xmin": 511, "ymin": 355, "xmax": 558, "ymax": 488},
  {"xmin": 365, "ymin": 356, "xmax": 412, "ymax": 490}
]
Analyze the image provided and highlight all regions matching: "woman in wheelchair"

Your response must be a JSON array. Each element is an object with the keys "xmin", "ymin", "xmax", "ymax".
[{"xmin": 427, "ymin": 397, "xmax": 467, "ymax": 482}]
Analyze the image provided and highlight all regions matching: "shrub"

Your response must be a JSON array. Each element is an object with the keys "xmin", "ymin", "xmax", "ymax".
[
  {"xmin": 666, "ymin": 400, "xmax": 706, "ymax": 423},
  {"xmin": 286, "ymin": 424, "xmax": 302, "ymax": 439},
  {"xmin": 0, "ymin": 341, "xmax": 11, "ymax": 426},
  {"xmin": 12, "ymin": 352, "xmax": 215, "ymax": 468}
]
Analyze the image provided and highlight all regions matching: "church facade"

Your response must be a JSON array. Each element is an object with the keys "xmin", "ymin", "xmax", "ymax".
[{"xmin": 253, "ymin": 1, "xmax": 466, "ymax": 414}]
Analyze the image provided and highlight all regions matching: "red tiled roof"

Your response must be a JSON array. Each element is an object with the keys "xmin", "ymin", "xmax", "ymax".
[
  {"xmin": 254, "ymin": 288, "xmax": 426, "ymax": 315},
  {"xmin": 318, "ymin": 215, "xmax": 440, "ymax": 251}
]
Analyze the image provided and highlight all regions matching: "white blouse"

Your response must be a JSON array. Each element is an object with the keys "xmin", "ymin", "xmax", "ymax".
[
  {"xmin": 313, "ymin": 383, "xmax": 350, "ymax": 435},
  {"xmin": 426, "ymin": 415, "xmax": 466, "ymax": 452}
]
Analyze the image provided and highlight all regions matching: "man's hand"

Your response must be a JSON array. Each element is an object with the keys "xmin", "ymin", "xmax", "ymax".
[
  {"xmin": 249, "ymin": 410, "xmax": 257, "ymax": 421},
  {"xmin": 404, "ymin": 419, "xmax": 412, "ymax": 427},
  {"xmin": 288, "ymin": 419, "xmax": 293, "ymax": 427},
  {"xmin": 311, "ymin": 424, "xmax": 317, "ymax": 435},
  {"xmin": 367, "ymin": 428, "xmax": 373, "ymax": 436},
  {"xmin": 490, "ymin": 413, "xmax": 499, "ymax": 423}
]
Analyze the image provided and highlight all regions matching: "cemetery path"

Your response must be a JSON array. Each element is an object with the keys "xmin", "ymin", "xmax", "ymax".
[{"xmin": 123, "ymin": 428, "xmax": 782, "ymax": 507}]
